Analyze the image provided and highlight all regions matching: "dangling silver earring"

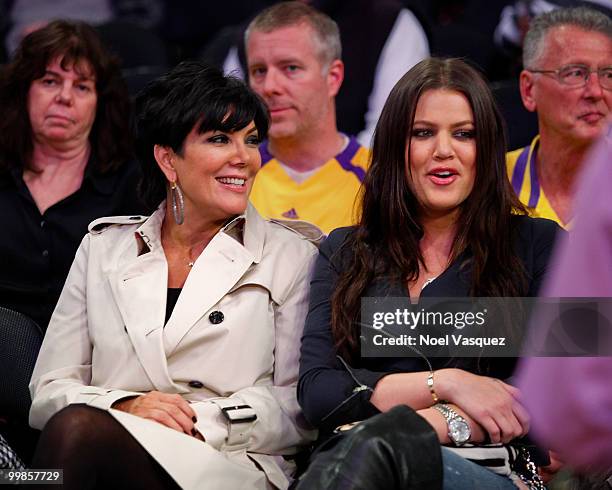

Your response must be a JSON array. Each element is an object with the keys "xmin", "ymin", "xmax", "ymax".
[{"xmin": 170, "ymin": 181, "xmax": 184, "ymax": 225}]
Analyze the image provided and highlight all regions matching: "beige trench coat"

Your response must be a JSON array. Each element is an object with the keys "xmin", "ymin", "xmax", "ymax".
[{"xmin": 29, "ymin": 203, "xmax": 321, "ymax": 489}]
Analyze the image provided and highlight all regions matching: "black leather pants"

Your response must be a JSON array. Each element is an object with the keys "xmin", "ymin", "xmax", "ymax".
[{"xmin": 294, "ymin": 405, "xmax": 443, "ymax": 490}]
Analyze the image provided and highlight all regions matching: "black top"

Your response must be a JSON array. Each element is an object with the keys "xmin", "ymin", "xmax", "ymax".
[
  {"xmin": 165, "ymin": 288, "xmax": 182, "ymax": 325},
  {"xmin": 0, "ymin": 158, "xmax": 148, "ymax": 330},
  {"xmin": 297, "ymin": 215, "xmax": 562, "ymax": 436}
]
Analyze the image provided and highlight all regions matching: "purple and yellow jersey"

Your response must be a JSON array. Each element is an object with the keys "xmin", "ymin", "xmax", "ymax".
[
  {"xmin": 506, "ymin": 135, "xmax": 567, "ymax": 228},
  {"xmin": 249, "ymin": 136, "xmax": 370, "ymax": 234}
]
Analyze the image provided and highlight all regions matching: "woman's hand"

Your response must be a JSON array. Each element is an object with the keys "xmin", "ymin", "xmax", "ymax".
[
  {"xmin": 113, "ymin": 391, "xmax": 199, "ymax": 437},
  {"xmin": 436, "ymin": 369, "xmax": 530, "ymax": 444},
  {"xmin": 419, "ymin": 404, "xmax": 487, "ymax": 444}
]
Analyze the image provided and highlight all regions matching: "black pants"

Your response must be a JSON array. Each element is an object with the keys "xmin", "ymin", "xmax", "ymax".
[{"xmin": 30, "ymin": 404, "xmax": 180, "ymax": 490}]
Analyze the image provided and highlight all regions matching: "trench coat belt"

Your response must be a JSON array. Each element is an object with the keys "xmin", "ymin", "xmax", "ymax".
[{"xmin": 210, "ymin": 398, "xmax": 258, "ymax": 449}]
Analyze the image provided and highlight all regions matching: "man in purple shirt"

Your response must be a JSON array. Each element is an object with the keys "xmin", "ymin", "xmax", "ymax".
[{"xmin": 517, "ymin": 124, "xmax": 612, "ymax": 470}]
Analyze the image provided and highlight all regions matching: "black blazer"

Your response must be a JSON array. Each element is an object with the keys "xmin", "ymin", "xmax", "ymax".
[{"xmin": 298, "ymin": 215, "xmax": 562, "ymax": 436}]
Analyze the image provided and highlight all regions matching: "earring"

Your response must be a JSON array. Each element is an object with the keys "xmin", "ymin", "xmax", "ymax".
[{"xmin": 170, "ymin": 181, "xmax": 184, "ymax": 225}]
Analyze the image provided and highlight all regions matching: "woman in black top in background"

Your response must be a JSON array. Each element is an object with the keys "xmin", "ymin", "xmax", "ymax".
[{"xmin": 0, "ymin": 20, "xmax": 145, "ymax": 330}]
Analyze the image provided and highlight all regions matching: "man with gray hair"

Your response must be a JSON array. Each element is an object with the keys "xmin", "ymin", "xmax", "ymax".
[
  {"xmin": 506, "ymin": 7, "xmax": 612, "ymax": 228},
  {"xmin": 245, "ymin": 1, "xmax": 370, "ymax": 234}
]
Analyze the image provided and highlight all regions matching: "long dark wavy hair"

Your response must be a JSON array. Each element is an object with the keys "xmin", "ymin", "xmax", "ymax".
[
  {"xmin": 0, "ymin": 20, "xmax": 132, "ymax": 173},
  {"xmin": 331, "ymin": 58, "xmax": 527, "ymax": 361}
]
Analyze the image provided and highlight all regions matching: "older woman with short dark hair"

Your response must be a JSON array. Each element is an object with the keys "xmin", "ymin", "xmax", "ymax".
[
  {"xmin": 29, "ymin": 61, "xmax": 319, "ymax": 490},
  {"xmin": 0, "ymin": 20, "xmax": 145, "ymax": 330}
]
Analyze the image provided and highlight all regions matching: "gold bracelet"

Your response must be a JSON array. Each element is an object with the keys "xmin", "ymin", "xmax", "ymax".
[{"xmin": 427, "ymin": 371, "xmax": 439, "ymax": 403}]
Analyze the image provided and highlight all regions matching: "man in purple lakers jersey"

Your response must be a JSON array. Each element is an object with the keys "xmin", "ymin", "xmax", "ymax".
[
  {"xmin": 506, "ymin": 7, "xmax": 611, "ymax": 228},
  {"xmin": 245, "ymin": 2, "xmax": 369, "ymax": 234}
]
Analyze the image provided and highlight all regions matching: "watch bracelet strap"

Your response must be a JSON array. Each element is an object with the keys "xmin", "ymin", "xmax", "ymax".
[
  {"xmin": 432, "ymin": 403, "xmax": 471, "ymax": 446},
  {"xmin": 432, "ymin": 402, "xmax": 456, "ymax": 421}
]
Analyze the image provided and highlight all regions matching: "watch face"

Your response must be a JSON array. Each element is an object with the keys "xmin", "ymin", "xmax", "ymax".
[{"xmin": 449, "ymin": 419, "xmax": 470, "ymax": 444}]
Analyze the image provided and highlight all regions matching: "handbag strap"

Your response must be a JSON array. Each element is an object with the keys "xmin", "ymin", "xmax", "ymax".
[{"xmin": 514, "ymin": 446, "xmax": 546, "ymax": 490}]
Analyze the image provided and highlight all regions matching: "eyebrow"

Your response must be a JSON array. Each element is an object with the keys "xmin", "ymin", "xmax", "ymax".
[
  {"xmin": 250, "ymin": 57, "xmax": 302, "ymax": 67},
  {"xmin": 43, "ymin": 69, "xmax": 96, "ymax": 82},
  {"xmin": 209, "ymin": 126, "xmax": 258, "ymax": 135},
  {"xmin": 560, "ymin": 62, "xmax": 610, "ymax": 67},
  {"xmin": 276, "ymin": 57, "xmax": 301, "ymax": 65},
  {"xmin": 413, "ymin": 119, "xmax": 474, "ymax": 127}
]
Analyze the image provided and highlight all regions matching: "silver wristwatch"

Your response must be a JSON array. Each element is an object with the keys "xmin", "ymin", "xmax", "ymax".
[{"xmin": 432, "ymin": 403, "xmax": 471, "ymax": 446}]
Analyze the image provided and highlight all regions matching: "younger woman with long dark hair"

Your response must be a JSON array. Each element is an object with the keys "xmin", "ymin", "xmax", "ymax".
[{"xmin": 298, "ymin": 58, "xmax": 562, "ymax": 488}]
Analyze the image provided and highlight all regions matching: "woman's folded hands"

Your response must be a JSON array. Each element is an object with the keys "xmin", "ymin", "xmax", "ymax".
[
  {"xmin": 435, "ymin": 368, "xmax": 530, "ymax": 444},
  {"xmin": 113, "ymin": 391, "xmax": 203, "ymax": 439}
]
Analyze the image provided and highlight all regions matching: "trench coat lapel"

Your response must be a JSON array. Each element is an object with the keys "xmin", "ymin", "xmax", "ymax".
[
  {"xmin": 107, "ymin": 208, "xmax": 178, "ymax": 392},
  {"xmin": 163, "ymin": 229, "xmax": 255, "ymax": 356},
  {"xmin": 108, "ymin": 204, "xmax": 267, "ymax": 385},
  {"xmin": 108, "ymin": 251, "xmax": 178, "ymax": 392}
]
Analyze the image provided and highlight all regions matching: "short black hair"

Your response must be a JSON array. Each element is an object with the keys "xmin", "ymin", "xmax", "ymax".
[{"xmin": 135, "ymin": 61, "xmax": 269, "ymax": 208}]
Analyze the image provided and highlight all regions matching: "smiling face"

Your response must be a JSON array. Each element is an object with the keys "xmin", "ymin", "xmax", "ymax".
[
  {"xmin": 406, "ymin": 89, "xmax": 477, "ymax": 219},
  {"xmin": 521, "ymin": 26, "xmax": 612, "ymax": 147},
  {"xmin": 157, "ymin": 121, "xmax": 262, "ymax": 223},
  {"xmin": 246, "ymin": 22, "xmax": 342, "ymax": 140},
  {"xmin": 27, "ymin": 56, "xmax": 97, "ymax": 148}
]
